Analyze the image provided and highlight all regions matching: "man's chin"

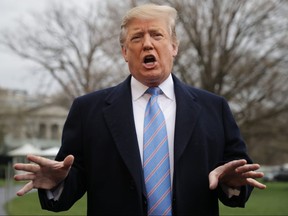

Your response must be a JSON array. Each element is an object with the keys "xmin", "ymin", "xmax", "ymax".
[{"xmin": 143, "ymin": 74, "xmax": 167, "ymax": 87}]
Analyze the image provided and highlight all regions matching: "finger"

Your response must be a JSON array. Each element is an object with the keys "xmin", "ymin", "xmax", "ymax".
[
  {"xmin": 27, "ymin": 154, "xmax": 52, "ymax": 167},
  {"xmin": 236, "ymin": 164, "xmax": 260, "ymax": 173},
  {"xmin": 212, "ymin": 159, "xmax": 247, "ymax": 177},
  {"xmin": 14, "ymin": 173, "xmax": 35, "ymax": 181},
  {"xmin": 63, "ymin": 155, "xmax": 74, "ymax": 168},
  {"xmin": 14, "ymin": 163, "xmax": 40, "ymax": 173},
  {"xmin": 241, "ymin": 171, "xmax": 264, "ymax": 179},
  {"xmin": 223, "ymin": 159, "xmax": 247, "ymax": 171},
  {"xmin": 208, "ymin": 171, "xmax": 219, "ymax": 190},
  {"xmin": 16, "ymin": 181, "xmax": 34, "ymax": 196},
  {"xmin": 246, "ymin": 178, "xmax": 266, "ymax": 189}
]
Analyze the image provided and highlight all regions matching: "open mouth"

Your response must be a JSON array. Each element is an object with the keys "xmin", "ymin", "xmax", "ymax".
[{"xmin": 143, "ymin": 55, "xmax": 156, "ymax": 64}]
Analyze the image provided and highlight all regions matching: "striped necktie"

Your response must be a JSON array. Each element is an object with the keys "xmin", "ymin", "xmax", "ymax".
[{"xmin": 143, "ymin": 87, "xmax": 172, "ymax": 216}]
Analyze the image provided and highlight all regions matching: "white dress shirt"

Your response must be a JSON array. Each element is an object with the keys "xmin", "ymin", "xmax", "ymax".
[{"xmin": 131, "ymin": 74, "xmax": 176, "ymax": 183}]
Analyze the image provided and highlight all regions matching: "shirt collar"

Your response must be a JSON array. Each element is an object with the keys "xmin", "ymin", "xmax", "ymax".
[{"xmin": 131, "ymin": 74, "xmax": 174, "ymax": 101}]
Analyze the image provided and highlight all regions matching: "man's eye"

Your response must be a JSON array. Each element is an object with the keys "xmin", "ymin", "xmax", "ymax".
[
  {"xmin": 152, "ymin": 33, "xmax": 163, "ymax": 40},
  {"xmin": 131, "ymin": 36, "xmax": 141, "ymax": 42}
]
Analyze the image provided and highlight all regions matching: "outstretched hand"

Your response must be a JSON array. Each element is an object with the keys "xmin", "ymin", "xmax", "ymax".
[
  {"xmin": 209, "ymin": 159, "xmax": 266, "ymax": 190},
  {"xmin": 14, "ymin": 154, "xmax": 74, "ymax": 196}
]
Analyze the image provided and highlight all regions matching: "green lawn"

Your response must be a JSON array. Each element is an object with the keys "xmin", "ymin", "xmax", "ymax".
[
  {"xmin": 0, "ymin": 179, "xmax": 5, "ymax": 187},
  {"xmin": 4, "ymin": 182, "xmax": 288, "ymax": 215},
  {"xmin": 5, "ymin": 191, "xmax": 87, "ymax": 215},
  {"xmin": 219, "ymin": 182, "xmax": 288, "ymax": 215}
]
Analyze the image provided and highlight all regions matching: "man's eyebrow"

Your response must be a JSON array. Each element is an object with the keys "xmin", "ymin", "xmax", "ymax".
[
  {"xmin": 129, "ymin": 29, "xmax": 143, "ymax": 35},
  {"xmin": 129, "ymin": 27, "xmax": 164, "ymax": 36},
  {"xmin": 129, "ymin": 31, "xmax": 144, "ymax": 38},
  {"xmin": 149, "ymin": 28, "xmax": 165, "ymax": 34},
  {"xmin": 130, "ymin": 29, "xmax": 143, "ymax": 34}
]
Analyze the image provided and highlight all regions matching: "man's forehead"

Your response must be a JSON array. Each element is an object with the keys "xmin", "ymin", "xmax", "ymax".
[
  {"xmin": 127, "ymin": 21, "xmax": 167, "ymax": 33},
  {"xmin": 127, "ymin": 18, "xmax": 167, "ymax": 28},
  {"xmin": 129, "ymin": 26, "xmax": 164, "ymax": 32}
]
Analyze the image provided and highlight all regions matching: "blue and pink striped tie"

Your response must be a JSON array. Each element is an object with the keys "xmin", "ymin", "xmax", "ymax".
[{"xmin": 143, "ymin": 87, "xmax": 172, "ymax": 216}]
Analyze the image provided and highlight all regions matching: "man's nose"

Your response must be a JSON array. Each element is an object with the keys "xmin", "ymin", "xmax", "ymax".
[{"xmin": 143, "ymin": 35, "xmax": 153, "ymax": 51}]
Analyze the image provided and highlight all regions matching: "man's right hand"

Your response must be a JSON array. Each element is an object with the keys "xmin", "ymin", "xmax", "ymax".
[{"xmin": 14, "ymin": 154, "xmax": 74, "ymax": 196}]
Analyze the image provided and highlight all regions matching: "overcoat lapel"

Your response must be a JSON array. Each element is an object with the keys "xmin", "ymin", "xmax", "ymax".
[
  {"xmin": 102, "ymin": 75, "xmax": 202, "ymax": 197},
  {"xmin": 102, "ymin": 76, "xmax": 144, "ymax": 196},
  {"xmin": 173, "ymin": 75, "xmax": 202, "ymax": 164}
]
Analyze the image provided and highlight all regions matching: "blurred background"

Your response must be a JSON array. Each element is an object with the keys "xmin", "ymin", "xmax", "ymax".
[{"xmin": 0, "ymin": 0, "xmax": 287, "ymax": 215}]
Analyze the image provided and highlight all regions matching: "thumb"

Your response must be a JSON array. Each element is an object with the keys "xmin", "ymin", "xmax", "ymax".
[
  {"xmin": 208, "ymin": 171, "xmax": 219, "ymax": 190},
  {"xmin": 63, "ymin": 155, "xmax": 74, "ymax": 169}
]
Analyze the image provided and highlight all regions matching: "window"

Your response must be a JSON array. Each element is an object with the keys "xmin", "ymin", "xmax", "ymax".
[
  {"xmin": 51, "ymin": 124, "xmax": 59, "ymax": 140},
  {"xmin": 38, "ymin": 123, "xmax": 47, "ymax": 139}
]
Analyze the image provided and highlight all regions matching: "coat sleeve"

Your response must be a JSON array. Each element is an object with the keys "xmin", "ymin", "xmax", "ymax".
[
  {"xmin": 217, "ymin": 97, "xmax": 254, "ymax": 207},
  {"xmin": 38, "ymin": 98, "xmax": 87, "ymax": 212}
]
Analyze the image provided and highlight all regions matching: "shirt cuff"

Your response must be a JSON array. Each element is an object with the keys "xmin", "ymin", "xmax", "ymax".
[
  {"xmin": 220, "ymin": 184, "xmax": 241, "ymax": 198},
  {"xmin": 46, "ymin": 181, "xmax": 64, "ymax": 201}
]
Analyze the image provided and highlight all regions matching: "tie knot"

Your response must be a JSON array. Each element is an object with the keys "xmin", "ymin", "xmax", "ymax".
[{"xmin": 146, "ymin": 87, "xmax": 162, "ymax": 96}]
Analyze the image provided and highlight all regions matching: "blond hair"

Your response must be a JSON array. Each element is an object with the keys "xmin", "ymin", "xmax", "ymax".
[{"xmin": 119, "ymin": 4, "xmax": 178, "ymax": 47}]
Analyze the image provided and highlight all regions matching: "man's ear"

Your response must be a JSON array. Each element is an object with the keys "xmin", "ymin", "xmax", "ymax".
[
  {"xmin": 121, "ymin": 46, "xmax": 128, "ymax": 62},
  {"xmin": 172, "ymin": 42, "xmax": 179, "ymax": 58}
]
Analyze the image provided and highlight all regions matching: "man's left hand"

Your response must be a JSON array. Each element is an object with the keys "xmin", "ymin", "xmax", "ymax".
[{"xmin": 209, "ymin": 159, "xmax": 266, "ymax": 190}]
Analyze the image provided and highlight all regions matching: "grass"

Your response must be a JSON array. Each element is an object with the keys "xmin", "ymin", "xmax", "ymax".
[
  {"xmin": 0, "ymin": 179, "xmax": 5, "ymax": 187},
  {"xmin": 4, "ymin": 182, "xmax": 288, "ymax": 215},
  {"xmin": 219, "ymin": 182, "xmax": 288, "ymax": 215},
  {"xmin": 5, "ymin": 191, "xmax": 87, "ymax": 215}
]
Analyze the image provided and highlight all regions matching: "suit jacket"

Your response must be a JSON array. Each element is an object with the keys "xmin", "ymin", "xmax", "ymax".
[{"xmin": 38, "ymin": 74, "xmax": 253, "ymax": 215}]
